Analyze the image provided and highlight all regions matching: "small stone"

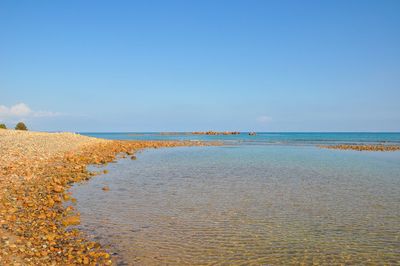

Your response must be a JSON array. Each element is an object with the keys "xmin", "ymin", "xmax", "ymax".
[
  {"xmin": 62, "ymin": 216, "xmax": 80, "ymax": 227},
  {"xmin": 53, "ymin": 185, "xmax": 63, "ymax": 193}
]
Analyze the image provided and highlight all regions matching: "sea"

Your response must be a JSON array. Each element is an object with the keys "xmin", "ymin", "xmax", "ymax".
[{"xmin": 71, "ymin": 132, "xmax": 400, "ymax": 265}]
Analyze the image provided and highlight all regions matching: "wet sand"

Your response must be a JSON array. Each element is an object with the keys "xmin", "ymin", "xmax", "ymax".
[{"xmin": 0, "ymin": 129, "xmax": 212, "ymax": 265}]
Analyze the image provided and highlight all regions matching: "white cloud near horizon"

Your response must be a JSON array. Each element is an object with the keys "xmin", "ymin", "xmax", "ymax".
[
  {"xmin": 0, "ymin": 103, "xmax": 61, "ymax": 121},
  {"xmin": 257, "ymin": 115, "xmax": 272, "ymax": 124}
]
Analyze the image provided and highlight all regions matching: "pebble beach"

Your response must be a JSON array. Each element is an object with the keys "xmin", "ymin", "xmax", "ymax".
[{"xmin": 0, "ymin": 129, "xmax": 211, "ymax": 265}]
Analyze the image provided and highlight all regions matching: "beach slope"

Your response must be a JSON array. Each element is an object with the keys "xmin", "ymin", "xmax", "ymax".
[{"xmin": 0, "ymin": 129, "xmax": 208, "ymax": 265}]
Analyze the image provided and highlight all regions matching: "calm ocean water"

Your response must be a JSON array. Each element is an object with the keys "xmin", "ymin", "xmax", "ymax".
[
  {"xmin": 81, "ymin": 132, "xmax": 400, "ymax": 145},
  {"xmin": 72, "ymin": 133, "xmax": 400, "ymax": 265}
]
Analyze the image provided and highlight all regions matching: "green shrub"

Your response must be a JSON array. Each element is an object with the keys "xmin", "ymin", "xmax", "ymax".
[
  {"xmin": 15, "ymin": 122, "xmax": 28, "ymax": 131},
  {"xmin": 0, "ymin": 123, "xmax": 6, "ymax": 129}
]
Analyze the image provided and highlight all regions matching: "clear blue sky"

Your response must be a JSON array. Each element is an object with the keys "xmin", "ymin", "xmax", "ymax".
[{"xmin": 1, "ymin": 0, "xmax": 399, "ymax": 132}]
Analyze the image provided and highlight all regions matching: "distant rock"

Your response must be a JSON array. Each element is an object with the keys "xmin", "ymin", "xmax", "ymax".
[{"xmin": 192, "ymin": 131, "xmax": 240, "ymax": 135}]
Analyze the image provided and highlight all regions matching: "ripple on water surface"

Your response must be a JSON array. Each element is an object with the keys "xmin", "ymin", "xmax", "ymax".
[{"xmin": 70, "ymin": 145, "xmax": 400, "ymax": 265}]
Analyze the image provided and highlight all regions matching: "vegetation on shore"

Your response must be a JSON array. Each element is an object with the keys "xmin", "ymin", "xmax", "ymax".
[
  {"xmin": 15, "ymin": 122, "xmax": 28, "ymax": 131},
  {"xmin": 0, "ymin": 122, "xmax": 29, "ymax": 130}
]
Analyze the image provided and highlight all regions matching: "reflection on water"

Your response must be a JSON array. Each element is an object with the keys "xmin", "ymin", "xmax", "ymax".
[{"xmin": 71, "ymin": 146, "xmax": 400, "ymax": 265}]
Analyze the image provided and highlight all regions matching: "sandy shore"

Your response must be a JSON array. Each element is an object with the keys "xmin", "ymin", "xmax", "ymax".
[{"xmin": 0, "ymin": 129, "xmax": 213, "ymax": 265}]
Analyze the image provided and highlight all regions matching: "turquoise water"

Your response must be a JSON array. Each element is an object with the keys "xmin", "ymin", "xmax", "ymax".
[
  {"xmin": 71, "ymin": 134, "xmax": 400, "ymax": 265},
  {"xmin": 81, "ymin": 132, "xmax": 400, "ymax": 145}
]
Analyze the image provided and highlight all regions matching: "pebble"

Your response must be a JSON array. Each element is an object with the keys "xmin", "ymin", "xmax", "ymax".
[
  {"xmin": 319, "ymin": 144, "xmax": 400, "ymax": 152},
  {"xmin": 0, "ymin": 129, "xmax": 216, "ymax": 265}
]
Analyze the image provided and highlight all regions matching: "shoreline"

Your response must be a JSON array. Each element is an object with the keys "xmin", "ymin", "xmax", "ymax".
[
  {"xmin": 1, "ymin": 130, "xmax": 398, "ymax": 264},
  {"xmin": 0, "ymin": 130, "xmax": 215, "ymax": 265}
]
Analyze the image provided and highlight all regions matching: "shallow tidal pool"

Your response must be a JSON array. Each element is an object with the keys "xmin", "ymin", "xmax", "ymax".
[{"xmin": 70, "ymin": 145, "xmax": 400, "ymax": 265}]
